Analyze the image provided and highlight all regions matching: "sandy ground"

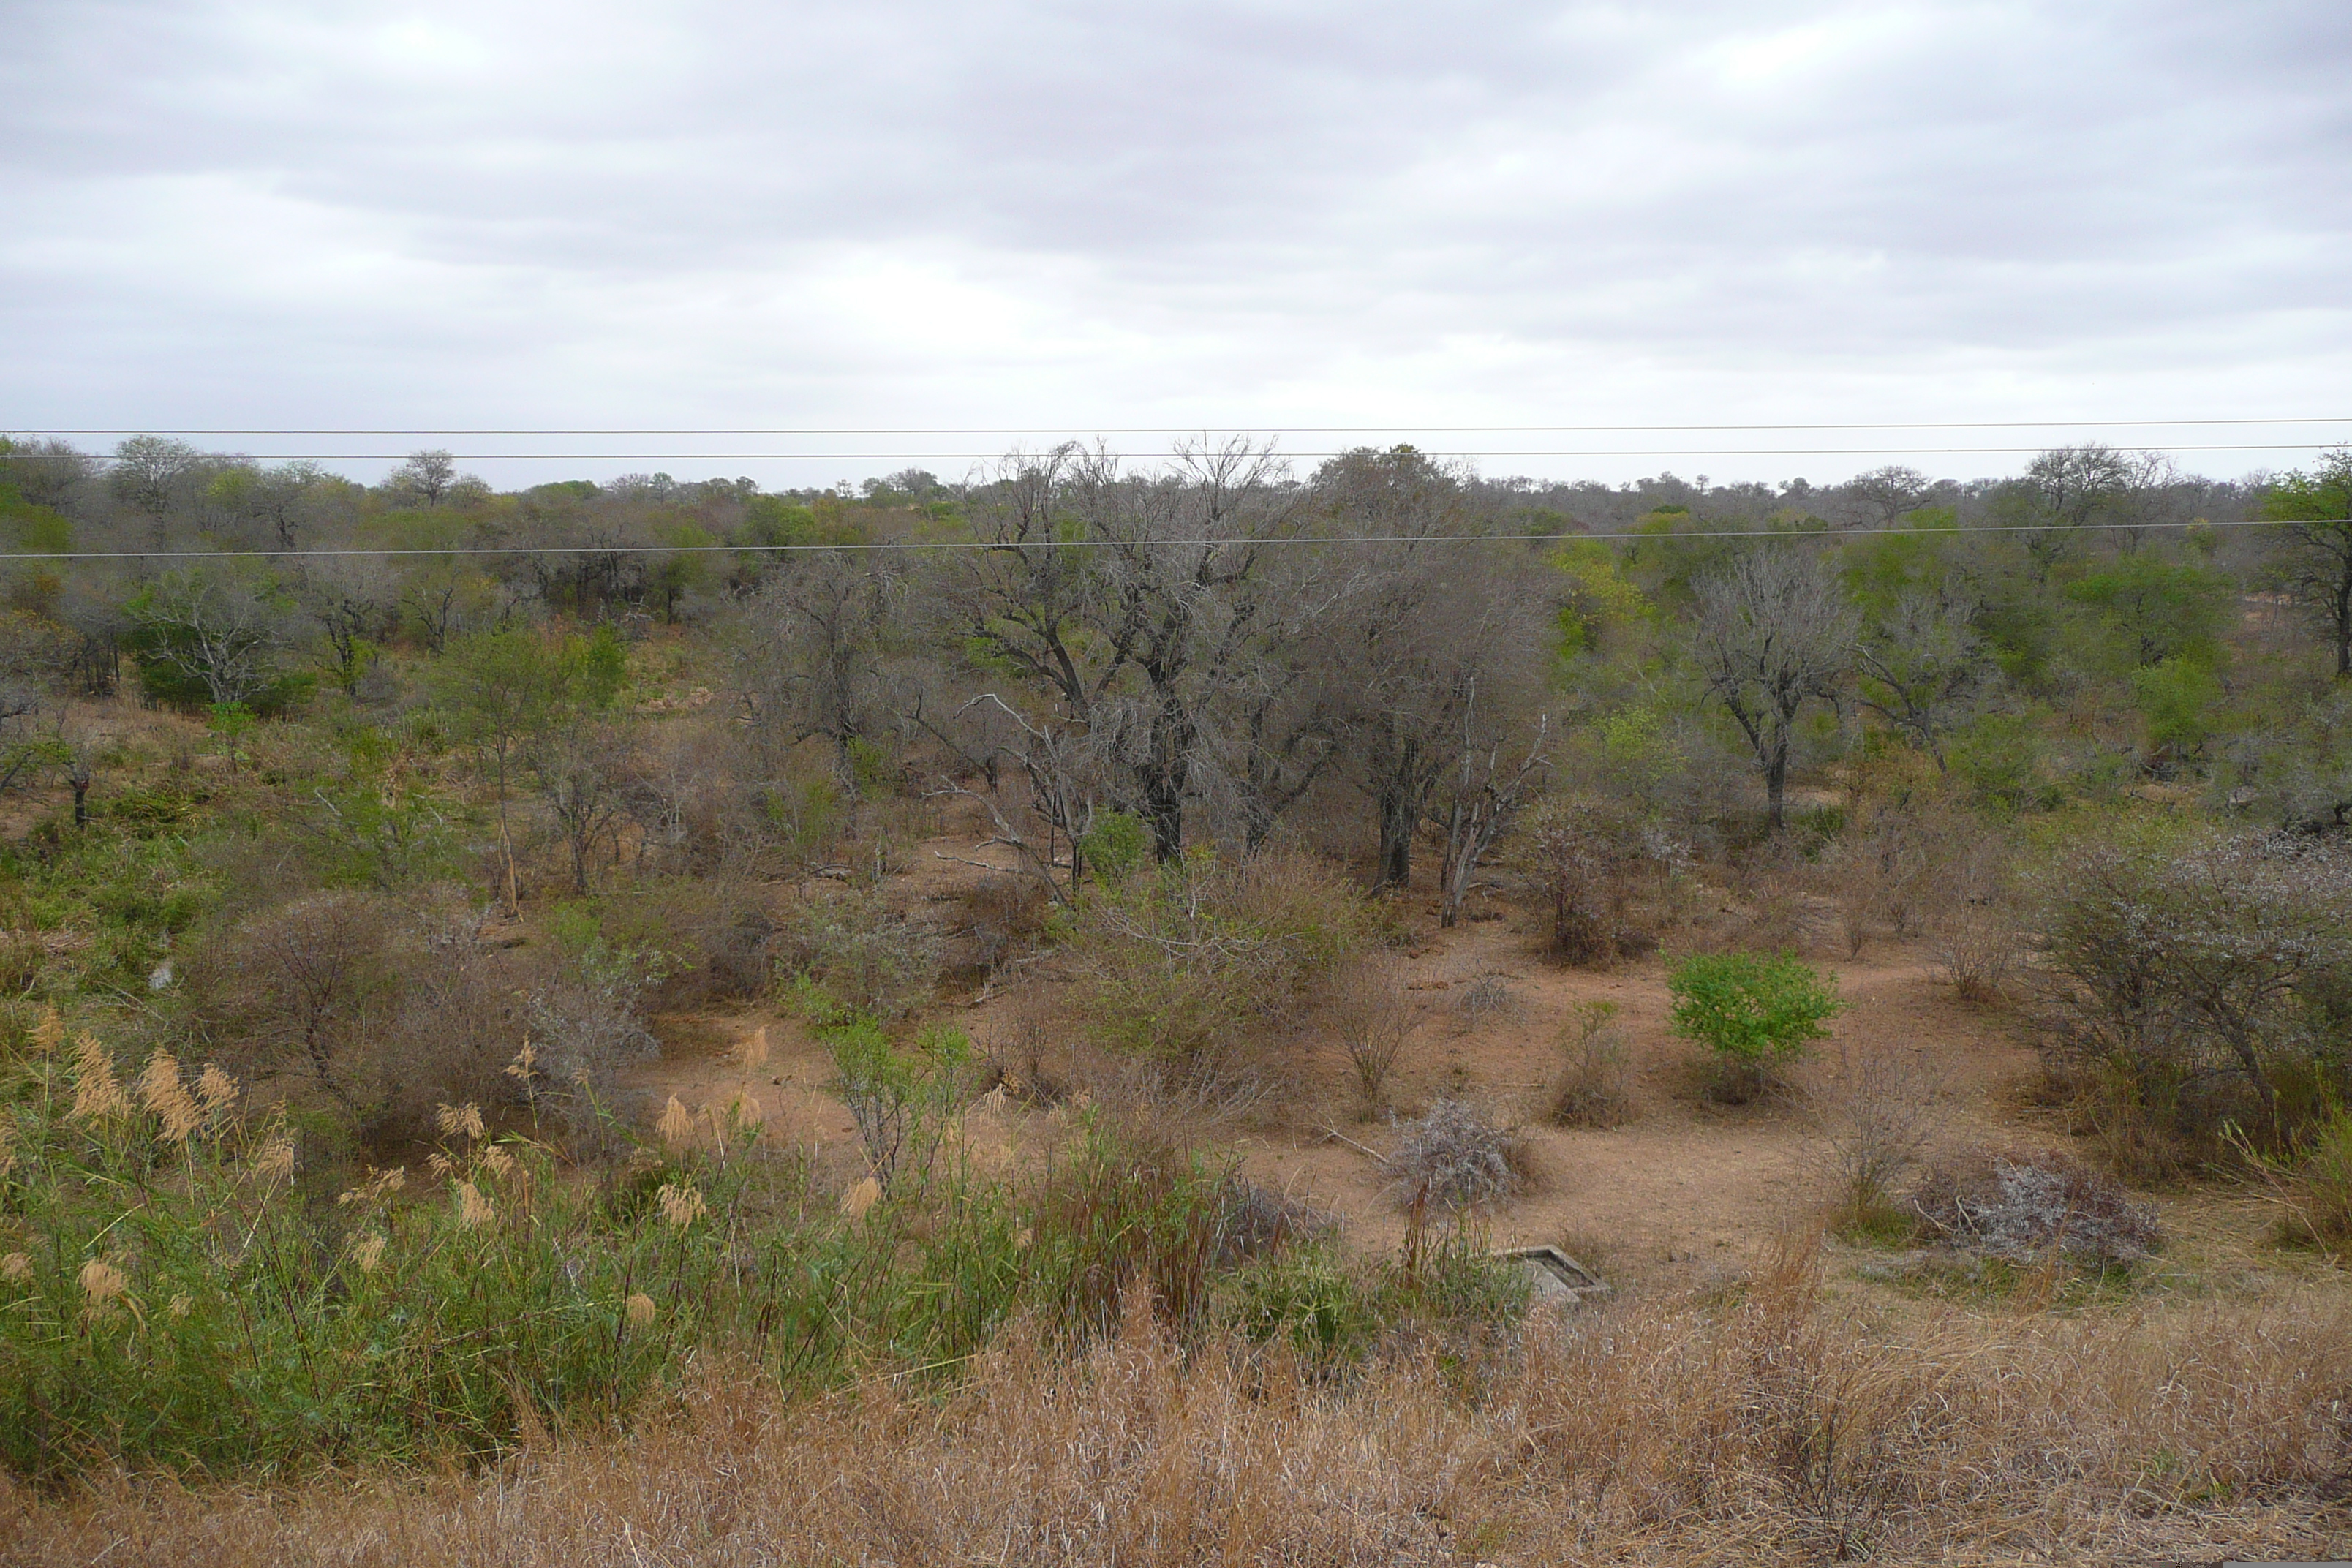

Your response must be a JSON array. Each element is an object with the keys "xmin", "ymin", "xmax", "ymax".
[{"xmin": 622, "ymin": 815, "xmax": 2087, "ymax": 1297}]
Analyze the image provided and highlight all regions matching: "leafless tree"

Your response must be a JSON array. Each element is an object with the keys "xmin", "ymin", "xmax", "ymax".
[
  {"xmin": 736, "ymin": 551, "xmax": 908, "ymax": 790},
  {"xmin": 1851, "ymin": 590, "xmax": 1991, "ymax": 769},
  {"xmin": 941, "ymin": 439, "xmax": 1311, "ymax": 862},
  {"xmin": 386, "ymin": 449, "xmax": 461, "ymax": 507},
  {"xmin": 1844, "ymin": 465, "xmax": 1931, "ymax": 529},
  {"xmin": 109, "ymin": 435, "xmax": 203, "ymax": 544},
  {"xmin": 1434, "ymin": 701, "xmax": 1549, "ymax": 928},
  {"xmin": 1314, "ymin": 448, "xmax": 1553, "ymax": 888},
  {"xmin": 529, "ymin": 715, "xmax": 641, "ymax": 896},
  {"xmin": 1, "ymin": 437, "xmax": 95, "ymax": 511},
  {"xmin": 1690, "ymin": 546, "xmax": 1855, "ymax": 829},
  {"xmin": 127, "ymin": 570, "xmax": 292, "ymax": 706}
]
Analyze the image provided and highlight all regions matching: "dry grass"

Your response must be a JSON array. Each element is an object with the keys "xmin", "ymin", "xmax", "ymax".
[{"xmin": 6, "ymin": 1245, "xmax": 2348, "ymax": 1566}]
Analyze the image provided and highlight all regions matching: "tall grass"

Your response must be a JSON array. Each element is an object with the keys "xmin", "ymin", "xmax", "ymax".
[
  {"xmin": 0, "ymin": 1014, "xmax": 1511, "ymax": 1478},
  {"xmin": 7, "ymin": 1239, "xmax": 2348, "ymax": 1564}
]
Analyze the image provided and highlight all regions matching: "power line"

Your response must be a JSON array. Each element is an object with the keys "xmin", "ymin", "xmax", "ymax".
[
  {"xmin": 18, "ymin": 417, "xmax": 2352, "ymax": 436},
  {"xmin": 46, "ymin": 442, "xmax": 2351, "ymax": 462},
  {"xmin": 0, "ymin": 515, "xmax": 2326, "ymax": 563}
]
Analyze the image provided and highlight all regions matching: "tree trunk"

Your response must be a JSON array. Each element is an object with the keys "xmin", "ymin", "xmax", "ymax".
[
  {"xmin": 1376, "ymin": 785, "xmax": 1417, "ymax": 889},
  {"xmin": 71, "ymin": 778, "xmax": 88, "ymax": 827},
  {"xmin": 1764, "ymin": 732, "xmax": 1790, "ymax": 832}
]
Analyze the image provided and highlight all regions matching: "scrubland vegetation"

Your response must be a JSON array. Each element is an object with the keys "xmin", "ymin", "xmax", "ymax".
[{"xmin": 1, "ymin": 434, "xmax": 2351, "ymax": 1561}]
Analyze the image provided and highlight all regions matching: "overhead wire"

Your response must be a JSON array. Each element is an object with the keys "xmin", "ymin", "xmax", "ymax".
[
  {"xmin": 18, "ymin": 416, "xmax": 2352, "ymax": 436},
  {"xmin": 31, "ymin": 442, "xmax": 2351, "ymax": 461},
  {"xmin": 0, "ymin": 514, "xmax": 2335, "ymax": 563}
]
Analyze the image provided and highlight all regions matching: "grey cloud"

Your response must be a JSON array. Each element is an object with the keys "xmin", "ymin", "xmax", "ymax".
[{"xmin": 1, "ymin": 0, "xmax": 2347, "ymax": 487}]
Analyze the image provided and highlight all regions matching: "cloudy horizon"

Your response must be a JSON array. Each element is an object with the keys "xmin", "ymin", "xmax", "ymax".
[{"xmin": 4, "ymin": 0, "xmax": 2347, "ymax": 494}]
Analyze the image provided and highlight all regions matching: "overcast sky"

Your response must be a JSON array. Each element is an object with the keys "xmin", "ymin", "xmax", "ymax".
[{"xmin": 3, "ymin": 0, "xmax": 2347, "ymax": 491}]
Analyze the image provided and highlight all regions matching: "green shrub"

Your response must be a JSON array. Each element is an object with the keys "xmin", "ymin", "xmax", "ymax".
[
  {"xmin": 1079, "ymin": 810, "xmax": 1150, "ymax": 884},
  {"xmin": 1667, "ymin": 951, "xmax": 1842, "ymax": 1101}
]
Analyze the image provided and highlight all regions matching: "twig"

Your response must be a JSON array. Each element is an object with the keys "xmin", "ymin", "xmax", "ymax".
[{"xmin": 1318, "ymin": 1126, "xmax": 1392, "ymax": 1166}]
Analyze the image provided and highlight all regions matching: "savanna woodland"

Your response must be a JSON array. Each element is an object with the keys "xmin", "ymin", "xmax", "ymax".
[{"xmin": 1, "ymin": 433, "xmax": 2351, "ymax": 1564}]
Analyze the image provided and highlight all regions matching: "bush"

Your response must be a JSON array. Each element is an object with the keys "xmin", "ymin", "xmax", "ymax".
[
  {"xmin": 1667, "ymin": 951, "xmax": 1843, "ymax": 1102},
  {"xmin": 1550, "ymin": 1000, "xmax": 1634, "ymax": 1128},
  {"xmin": 2032, "ymin": 829, "xmax": 2352, "ymax": 1172},
  {"xmin": 775, "ymin": 887, "xmax": 939, "ymax": 1017},
  {"xmin": 1332, "ymin": 955, "xmax": 1412, "ymax": 1117},
  {"xmin": 1531, "ymin": 796, "xmax": 1688, "ymax": 965},
  {"xmin": 1911, "ymin": 1150, "xmax": 2162, "ymax": 1266},
  {"xmin": 1071, "ymin": 849, "xmax": 1372, "ymax": 1074},
  {"xmin": 1811, "ymin": 1045, "xmax": 1944, "ymax": 1242},
  {"xmin": 1385, "ymin": 1099, "xmax": 1530, "ymax": 1211}
]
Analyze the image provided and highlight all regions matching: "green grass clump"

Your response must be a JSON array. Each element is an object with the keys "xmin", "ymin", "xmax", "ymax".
[{"xmin": 0, "ymin": 1017, "xmax": 1529, "ymax": 1479}]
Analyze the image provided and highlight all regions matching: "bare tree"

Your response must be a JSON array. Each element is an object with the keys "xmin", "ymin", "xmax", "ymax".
[
  {"xmin": 1852, "ymin": 590, "xmax": 1991, "ymax": 769},
  {"xmin": 1, "ymin": 437, "xmax": 96, "ymax": 511},
  {"xmin": 1315, "ymin": 447, "xmax": 1553, "ymax": 889},
  {"xmin": 1434, "ymin": 701, "xmax": 1549, "ymax": 928},
  {"xmin": 1690, "ymin": 546, "xmax": 1855, "ymax": 830},
  {"xmin": 109, "ymin": 435, "xmax": 203, "ymax": 544},
  {"xmin": 1844, "ymin": 465, "xmax": 1930, "ymax": 529},
  {"xmin": 942, "ymin": 439, "xmax": 1309, "ymax": 862},
  {"xmin": 126, "ymin": 570, "xmax": 292, "ymax": 706},
  {"xmin": 530, "ymin": 715, "xmax": 641, "ymax": 896},
  {"xmin": 386, "ymin": 449, "xmax": 461, "ymax": 507},
  {"xmin": 736, "ymin": 551, "xmax": 908, "ymax": 791}
]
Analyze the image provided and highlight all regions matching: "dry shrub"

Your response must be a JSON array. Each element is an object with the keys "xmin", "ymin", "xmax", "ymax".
[
  {"xmin": 1926, "ymin": 823, "xmax": 2019, "ymax": 1001},
  {"xmin": 1531, "ymin": 795, "xmax": 1688, "ymax": 965},
  {"xmin": 774, "ymin": 887, "xmax": 940, "ymax": 1017},
  {"xmin": 1071, "ymin": 849, "xmax": 1371, "ymax": 1074},
  {"xmin": 1809, "ymin": 1044, "xmax": 1945, "ymax": 1237},
  {"xmin": 983, "ymin": 984, "xmax": 1068, "ymax": 1105},
  {"xmin": 1911, "ymin": 1148, "xmax": 2163, "ymax": 1265},
  {"xmin": 946, "ymin": 872, "xmax": 1048, "ymax": 983},
  {"xmin": 1386, "ymin": 1098, "xmax": 1531, "ymax": 1211},
  {"xmin": 598, "ymin": 875, "xmax": 776, "ymax": 1006},
  {"xmin": 181, "ymin": 889, "xmax": 399, "ymax": 1113},
  {"xmin": 1450, "ymin": 969, "xmax": 1517, "ymax": 1028},
  {"xmin": 1330, "ymin": 955, "xmax": 1412, "ymax": 1117},
  {"xmin": 1549, "ymin": 1000, "xmax": 1634, "ymax": 1128},
  {"xmin": 15, "ymin": 1261, "xmax": 2352, "ymax": 1565}
]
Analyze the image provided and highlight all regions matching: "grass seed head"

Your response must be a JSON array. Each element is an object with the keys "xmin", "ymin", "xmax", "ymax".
[
  {"xmin": 737, "ymin": 1025, "xmax": 770, "ymax": 1074},
  {"xmin": 657, "ymin": 1095, "xmax": 695, "ymax": 1150},
  {"xmin": 253, "ymin": 1132, "xmax": 296, "ymax": 1186},
  {"xmin": 456, "ymin": 1181, "xmax": 494, "ymax": 1229},
  {"xmin": 625, "ymin": 1292, "xmax": 656, "ymax": 1326},
  {"xmin": 656, "ymin": 1181, "xmax": 707, "ymax": 1230},
  {"xmin": 350, "ymin": 1233, "xmax": 388, "ymax": 1273},
  {"xmin": 0, "ymin": 1252, "xmax": 30, "ymax": 1283},
  {"xmin": 138, "ymin": 1051, "xmax": 203, "ymax": 1142},
  {"xmin": 840, "ymin": 1175, "xmax": 881, "ymax": 1221},
  {"xmin": 167, "ymin": 1293, "xmax": 192, "ymax": 1320},
  {"xmin": 194, "ymin": 1063, "xmax": 239, "ymax": 1115},
  {"xmin": 69, "ymin": 1036, "xmax": 128, "ymax": 1122},
  {"xmin": 30, "ymin": 1006, "xmax": 62, "ymax": 1057},
  {"xmin": 78, "ymin": 1259, "xmax": 129, "ymax": 1320},
  {"xmin": 434, "ymin": 1102, "xmax": 486, "ymax": 1142}
]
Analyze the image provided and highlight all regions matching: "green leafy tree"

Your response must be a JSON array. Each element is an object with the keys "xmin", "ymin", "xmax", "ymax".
[
  {"xmin": 2062, "ymin": 551, "xmax": 2233, "ymax": 674},
  {"xmin": 429, "ymin": 626, "xmax": 627, "ymax": 913},
  {"xmin": 2262, "ymin": 446, "xmax": 2352, "ymax": 677}
]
